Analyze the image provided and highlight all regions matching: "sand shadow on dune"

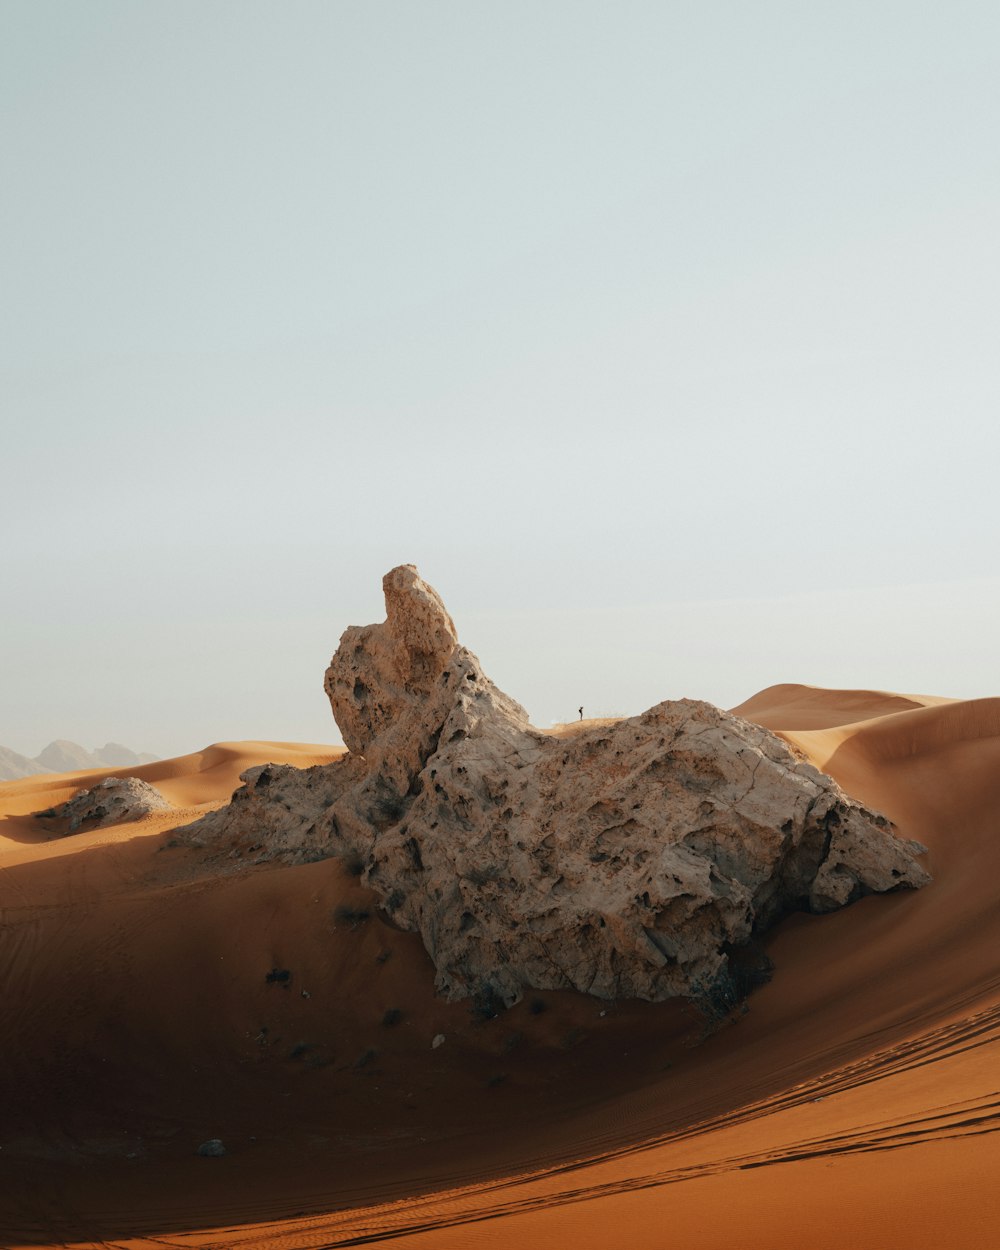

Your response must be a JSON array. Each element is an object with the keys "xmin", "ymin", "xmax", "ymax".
[
  {"xmin": 0, "ymin": 823, "xmax": 818, "ymax": 1247},
  {"xmin": 0, "ymin": 812, "xmax": 63, "ymax": 844},
  {"xmin": 0, "ymin": 828, "xmax": 642, "ymax": 1230}
]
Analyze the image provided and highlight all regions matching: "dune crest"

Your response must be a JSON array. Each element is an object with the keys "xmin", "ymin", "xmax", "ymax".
[
  {"xmin": 186, "ymin": 566, "xmax": 929, "ymax": 1007},
  {"xmin": 731, "ymin": 682, "xmax": 956, "ymax": 730}
]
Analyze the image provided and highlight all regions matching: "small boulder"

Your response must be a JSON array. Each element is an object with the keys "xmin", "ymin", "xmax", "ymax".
[
  {"xmin": 37, "ymin": 776, "xmax": 171, "ymax": 833},
  {"xmin": 197, "ymin": 1138, "xmax": 226, "ymax": 1157}
]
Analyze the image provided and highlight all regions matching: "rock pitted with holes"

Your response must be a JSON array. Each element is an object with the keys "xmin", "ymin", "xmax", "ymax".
[
  {"xmin": 185, "ymin": 565, "xmax": 930, "ymax": 1005},
  {"xmin": 38, "ymin": 775, "xmax": 172, "ymax": 832}
]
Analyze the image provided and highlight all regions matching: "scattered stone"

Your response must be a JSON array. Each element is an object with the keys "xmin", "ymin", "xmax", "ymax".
[
  {"xmin": 431, "ymin": 1034, "xmax": 446, "ymax": 1049},
  {"xmin": 36, "ymin": 776, "xmax": 171, "ymax": 832},
  {"xmin": 333, "ymin": 904, "xmax": 371, "ymax": 929},
  {"xmin": 197, "ymin": 1138, "xmax": 226, "ymax": 1157},
  {"xmin": 184, "ymin": 565, "xmax": 930, "ymax": 1008}
]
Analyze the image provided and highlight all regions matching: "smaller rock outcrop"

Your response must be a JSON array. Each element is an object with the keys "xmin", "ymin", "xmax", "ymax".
[{"xmin": 36, "ymin": 776, "xmax": 172, "ymax": 832}]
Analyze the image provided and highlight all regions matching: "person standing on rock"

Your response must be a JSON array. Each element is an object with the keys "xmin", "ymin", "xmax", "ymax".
[{"xmin": 579, "ymin": 706, "xmax": 583, "ymax": 720}]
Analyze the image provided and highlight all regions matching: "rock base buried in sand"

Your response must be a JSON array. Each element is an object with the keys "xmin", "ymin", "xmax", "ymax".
[
  {"xmin": 185, "ymin": 565, "xmax": 930, "ymax": 1007},
  {"xmin": 196, "ymin": 1139, "xmax": 226, "ymax": 1158},
  {"xmin": 36, "ymin": 775, "xmax": 172, "ymax": 832}
]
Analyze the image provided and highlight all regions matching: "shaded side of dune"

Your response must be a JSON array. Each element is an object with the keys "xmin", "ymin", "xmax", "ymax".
[{"xmin": 0, "ymin": 692, "xmax": 997, "ymax": 1248}]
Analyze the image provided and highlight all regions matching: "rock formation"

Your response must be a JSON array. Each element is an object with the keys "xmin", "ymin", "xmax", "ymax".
[
  {"xmin": 37, "ymin": 776, "xmax": 172, "ymax": 832},
  {"xmin": 185, "ymin": 565, "xmax": 930, "ymax": 1006}
]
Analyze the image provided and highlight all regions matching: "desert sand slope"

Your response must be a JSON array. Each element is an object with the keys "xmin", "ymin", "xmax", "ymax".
[
  {"xmin": 0, "ymin": 694, "xmax": 998, "ymax": 1249},
  {"xmin": 730, "ymin": 681, "xmax": 958, "ymax": 730}
]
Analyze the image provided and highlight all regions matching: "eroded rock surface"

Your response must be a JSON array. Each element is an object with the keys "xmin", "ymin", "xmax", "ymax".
[
  {"xmin": 38, "ymin": 776, "xmax": 172, "ymax": 832},
  {"xmin": 186, "ymin": 565, "xmax": 929, "ymax": 1005}
]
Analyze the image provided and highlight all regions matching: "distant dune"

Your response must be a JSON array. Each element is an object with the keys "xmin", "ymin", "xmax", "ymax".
[
  {"xmin": 0, "ymin": 738, "xmax": 158, "ymax": 781},
  {"xmin": 0, "ymin": 688, "xmax": 997, "ymax": 1248}
]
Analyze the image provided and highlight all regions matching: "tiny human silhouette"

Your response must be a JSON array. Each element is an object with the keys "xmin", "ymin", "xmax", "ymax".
[{"xmin": 578, "ymin": 706, "xmax": 584, "ymax": 720}]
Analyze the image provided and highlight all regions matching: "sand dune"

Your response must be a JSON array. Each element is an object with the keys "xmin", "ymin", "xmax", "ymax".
[
  {"xmin": 0, "ymin": 690, "xmax": 997, "ymax": 1248},
  {"xmin": 731, "ymin": 681, "xmax": 958, "ymax": 729}
]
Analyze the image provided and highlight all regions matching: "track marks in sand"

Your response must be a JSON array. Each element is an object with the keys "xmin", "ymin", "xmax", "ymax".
[
  {"xmin": 123, "ymin": 1005, "xmax": 1000, "ymax": 1250},
  {"xmin": 4, "ymin": 700, "xmax": 997, "ymax": 1249}
]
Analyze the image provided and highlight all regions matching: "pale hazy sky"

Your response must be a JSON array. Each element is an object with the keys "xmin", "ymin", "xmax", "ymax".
[{"xmin": 2, "ymin": 2, "xmax": 998, "ymax": 759}]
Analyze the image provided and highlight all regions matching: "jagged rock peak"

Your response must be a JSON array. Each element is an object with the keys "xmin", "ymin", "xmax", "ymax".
[
  {"xmin": 324, "ymin": 565, "xmax": 459, "ymax": 755},
  {"xmin": 185, "ymin": 566, "xmax": 930, "ymax": 1008}
]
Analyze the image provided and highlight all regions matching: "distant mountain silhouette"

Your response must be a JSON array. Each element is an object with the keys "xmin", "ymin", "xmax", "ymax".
[
  {"xmin": 0, "ymin": 740, "xmax": 159, "ymax": 782},
  {"xmin": 0, "ymin": 746, "xmax": 44, "ymax": 781},
  {"xmin": 35, "ymin": 740, "xmax": 100, "ymax": 773}
]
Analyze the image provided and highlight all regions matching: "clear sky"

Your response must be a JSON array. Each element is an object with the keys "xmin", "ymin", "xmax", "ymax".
[{"xmin": 2, "ymin": 1, "xmax": 998, "ymax": 759}]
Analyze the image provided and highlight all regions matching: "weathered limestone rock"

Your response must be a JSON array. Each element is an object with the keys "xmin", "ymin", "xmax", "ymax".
[
  {"xmin": 37, "ymin": 775, "xmax": 172, "ymax": 832},
  {"xmin": 186, "ymin": 565, "xmax": 929, "ymax": 1005}
]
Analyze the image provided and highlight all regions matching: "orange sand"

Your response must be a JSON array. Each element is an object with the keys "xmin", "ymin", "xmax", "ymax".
[{"xmin": 1, "ymin": 687, "xmax": 997, "ymax": 1248}]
